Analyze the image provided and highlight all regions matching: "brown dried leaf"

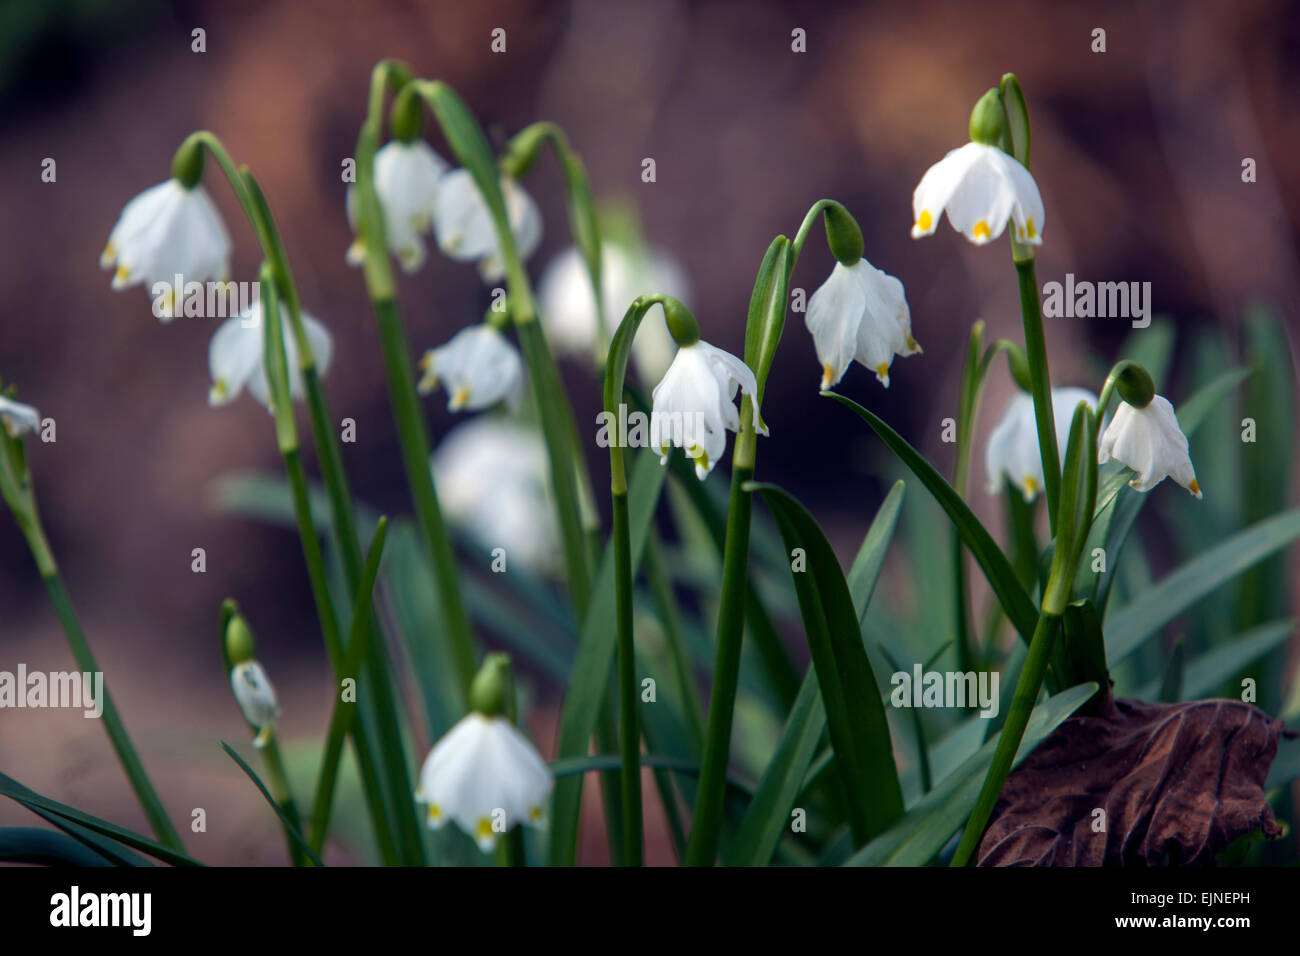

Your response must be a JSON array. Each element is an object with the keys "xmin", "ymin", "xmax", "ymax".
[{"xmin": 977, "ymin": 696, "xmax": 1284, "ymax": 866}]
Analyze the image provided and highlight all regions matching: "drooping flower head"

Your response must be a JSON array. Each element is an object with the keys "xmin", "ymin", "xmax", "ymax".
[
  {"xmin": 986, "ymin": 387, "xmax": 1099, "ymax": 501},
  {"xmin": 911, "ymin": 89, "xmax": 1044, "ymax": 248},
  {"xmin": 346, "ymin": 139, "xmax": 449, "ymax": 273},
  {"xmin": 649, "ymin": 302, "xmax": 766, "ymax": 480},
  {"xmin": 101, "ymin": 179, "xmax": 232, "ymax": 318},
  {"xmin": 417, "ymin": 322, "xmax": 523, "ymax": 412},
  {"xmin": 0, "ymin": 395, "xmax": 40, "ymax": 437},
  {"xmin": 1099, "ymin": 394, "xmax": 1201, "ymax": 498},
  {"xmin": 806, "ymin": 258, "xmax": 919, "ymax": 390},
  {"xmin": 432, "ymin": 418, "xmax": 558, "ymax": 573},
  {"xmin": 433, "ymin": 170, "xmax": 541, "ymax": 282},
  {"xmin": 537, "ymin": 240, "xmax": 690, "ymax": 381},
  {"xmin": 415, "ymin": 654, "xmax": 553, "ymax": 852},
  {"xmin": 208, "ymin": 299, "xmax": 333, "ymax": 410}
]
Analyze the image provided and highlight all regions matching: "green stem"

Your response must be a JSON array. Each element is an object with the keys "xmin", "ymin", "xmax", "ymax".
[
  {"xmin": 1013, "ymin": 257, "xmax": 1060, "ymax": 534},
  {"xmin": 612, "ymin": 490, "xmax": 643, "ymax": 865},
  {"xmin": 260, "ymin": 734, "xmax": 307, "ymax": 866},
  {"xmin": 950, "ymin": 609, "xmax": 1060, "ymax": 866}
]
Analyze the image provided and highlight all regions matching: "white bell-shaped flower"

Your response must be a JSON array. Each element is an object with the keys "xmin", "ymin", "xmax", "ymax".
[
  {"xmin": 911, "ymin": 143, "xmax": 1045, "ymax": 247},
  {"xmin": 208, "ymin": 300, "xmax": 333, "ymax": 410},
  {"xmin": 433, "ymin": 170, "xmax": 541, "ymax": 282},
  {"xmin": 986, "ymin": 387, "xmax": 1099, "ymax": 501},
  {"xmin": 230, "ymin": 660, "xmax": 280, "ymax": 749},
  {"xmin": 0, "ymin": 396, "xmax": 40, "ymax": 437},
  {"xmin": 650, "ymin": 339, "xmax": 765, "ymax": 480},
  {"xmin": 432, "ymin": 418, "xmax": 558, "ymax": 573},
  {"xmin": 415, "ymin": 712, "xmax": 554, "ymax": 852},
  {"xmin": 537, "ymin": 241, "xmax": 691, "ymax": 381},
  {"xmin": 345, "ymin": 140, "xmax": 449, "ymax": 273},
  {"xmin": 101, "ymin": 179, "xmax": 232, "ymax": 318},
  {"xmin": 806, "ymin": 258, "xmax": 919, "ymax": 389},
  {"xmin": 1099, "ymin": 395, "xmax": 1201, "ymax": 497},
  {"xmin": 417, "ymin": 324, "xmax": 523, "ymax": 412}
]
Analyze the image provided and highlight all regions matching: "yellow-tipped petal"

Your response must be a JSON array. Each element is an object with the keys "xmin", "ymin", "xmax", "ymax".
[
  {"xmin": 915, "ymin": 210, "xmax": 933, "ymax": 232},
  {"xmin": 875, "ymin": 363, "xmax": 891, "ymax": 387},
  {"xmin": 1188, "ymin": 478, "xmax": 1202, "ymax": 498},
  {"xmin": 973, "ymin": 220, "xmax": 991, "ymax": 241},
  {"xmin": 1026, "ymin": 217, "xmax": 1037, "ymax": 239},
  {"xmin": 820, "ymin": 362, "xmax": 835, "ymax": 390},
  {"xmin": 449, "ymin": 385, "xmax": 471, "ymax": 410}
]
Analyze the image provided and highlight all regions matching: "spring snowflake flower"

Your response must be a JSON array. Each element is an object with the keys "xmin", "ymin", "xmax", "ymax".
[
  {"xmin": 417, "ymin": 324, "xmax": 523, "ymax": 412},
  {"xmin": 0, "ymin": 396, "xmax": 40, "ymax": 437},
  {"xmin": 986, "ymin": 387, "xmax": 1098, "ymax": 501},
  {"xmin": 432, "ymin": 169, "xmax": 541, "ymax": 282},
  {"xmin": 911, "ymin": 143, "xmax": 1045, "ymax": 247},
  {"xmin": 208, "ymin": 300, "xmax": 333, "ymax": 410},
  {"xmin": 432, "ymin": 418, "xmax": 557, "ymax": 573},
  {"xmin": 230, "ymin": 660, "xmax": 280, "ymax": 749},
  {"xmin": 415, "ymin": 711, "xmax": 554, "ymax": 852},
  {"xmin": 537, "ymin": 240, "xmax": 690, "ymax": 381},
  {"xmin": 806, "ymin": 258, "xmax": 919, "ymax": 389},
  {"xmin": 100, "ymin": 179, "xmax": 232, "ymax": 318},
  {"xmin": 345, "ymin": 139, "xmax": 449, "ymax": 273},
  {"xmin": 651, "ymin": 339, "xmax": 765, "ymax": 480},
  {"xmin": 1099, "ymin": 395, "xmax": 1201, "ymax": 498}
]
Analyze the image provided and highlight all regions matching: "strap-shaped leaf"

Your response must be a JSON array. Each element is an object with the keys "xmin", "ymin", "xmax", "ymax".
[{"xmin": 751, "ymin": 482, "xmax": 903, "ymax": 845}]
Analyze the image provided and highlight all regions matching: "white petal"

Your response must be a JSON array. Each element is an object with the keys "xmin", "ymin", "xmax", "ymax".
[
  {"xmin": 0, "ymin": 395, "xmax": 41, "ymax": 436},
  {"xmin": 230, "ymin": 661, "xmax": 279, "ymax": 729},
  {"xmin": 805, "ymin": 263, "xmax": 866, "ymax": 389}
]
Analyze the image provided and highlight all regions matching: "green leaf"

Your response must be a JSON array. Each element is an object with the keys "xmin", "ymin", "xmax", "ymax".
[
  {"xmin": 848, "ymin": 480, "xmax": 906, "ymax": 622},
  {"xmin": 1106, "ymin": 510, "xmax": 1300, "ymax": 665},
  {"xmin": 751, "ymin": 481, "xmax": 903, "ymax": 844},
  {"xmin": 221, "ymin": 742, "xmax": 325, "ymax": 867},
  {"xmin": 0, "ymin": 772, "xmax": 201, "ymax": 867},
  {"xmin": 825, "ymin": 391, "xmax": 1038, "ymax": 641},
  {"xmin": 0, "ymin": 827, "xmax": 120, "ymax": 867},
  {"xmin": 1135, "ymin": 619, "xmax": 1295, "ymax": 701},
  {"xmin": 844, "ymin": 683, "xmax": 1097, "ymax": 866},
  {"xmin": 548, "ymin": 448, "xmax": 667, "ymax": 866}
]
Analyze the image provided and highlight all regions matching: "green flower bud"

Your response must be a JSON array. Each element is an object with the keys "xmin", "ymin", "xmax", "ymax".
[
  {"xmin": 969, "ymin": 88, "xmax": 1007, "ymax": 147},
  {"xmin": 390, "ymin": 85, "xmax": 423, "ymax": 144},
  {"xmin": 662, "ymin": 297, "xmax": 700, "ymax": 348},
  {"xmin": 1115, "ymin": 363, "xmax": 1156, "ymax": 408},
  {"xmin": 500, "ymin": 123, "xmax": 550, "ymax": 179},
  {"xmin": 823, "ymin": 204, "xmax": 864, "ymax": 266},
  {"xmin": 171, "ymin": 136, "xmax": 206, "ymax": 190},
  {"xmin": 468, "ymin": 653, "xmax": 513, "ymax": 717},
  {"xmin": 223, "ymin": 611, "xmax": 258, "ymax": 669}
]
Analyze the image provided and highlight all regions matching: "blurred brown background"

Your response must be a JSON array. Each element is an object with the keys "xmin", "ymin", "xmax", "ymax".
[{"xmin": 1, "ymin": 0, "xmax": 1297, "ymax": 864}]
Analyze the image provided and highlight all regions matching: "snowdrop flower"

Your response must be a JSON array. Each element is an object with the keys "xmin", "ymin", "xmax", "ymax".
[
  {"xmin": 100, "ymin": 179, "xmax": 232, "ymax": 318},
  {"xmin": 0, "ymin": 396, "xmax": 40, "ymax": 437},
  {"xmin": 986, "ymin": 387, "xmax": 1098, "ymax": 501},
  {"xmin": 345, "ymin": 139, "xmax": 449, "ymax": 273},
  {"xmin": 806, "ymin": 258, "xmax": 919, "ymax": 390},
  {"xmin": 432, "ymin": 418, "xmax": 558, "ymax": 572},
  {"xmin": 417, "ymin": 323, "xmax": 523, "ymax": 412},
  {"xmin": 1099, "ymin": 395, "xmax": 1201, "ymax": 498},
  {"xmin": 911, "ymin": 143, "xmax": 1044, "ymax": 247},
  {"xmin": 433, "ymin": 170, "xmax": 541, "ymax": 282},
  {"xmin": 651, "ymin": 338, "xmax": 766, "ymax": 481},
  {"xmin": 230, "ymin": 661, "xmax": 279, "ymax": 749},
  {"xmin": 416, "ymin": 655, "xmax": 553, "ymax": 852},
  {"xmin": 208, "ymin": 300, "xmax": 333, "ymax": 410},
  {"xmin": 537, "ymin": 241, "xmax": 690, "ymax": 381}
]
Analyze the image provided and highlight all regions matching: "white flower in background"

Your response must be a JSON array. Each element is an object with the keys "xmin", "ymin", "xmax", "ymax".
[
  {"xmin": 0, "ymin": 396, "xmax": 40, "ymax": 437},
  {"xmin": 911, "ymin": 143, "xmax": 1044, "ymax": 247},
  {"xmin": 433, "ymin": 170, "xmax": 541, "ymax": 282},
  {"xmin": 537, "ymin": 241, "xmax": 691, "ymax": 381},
  {"xmin": 1099, "ymin": 395, "xmax": 1201, "ymax": 498},
  {"xmin": 806, "ymin": 258, "xmax": 919, "ymax": 389},
  {"xmin": 208, "ymin": 300, "xmax": 333, "ymax": 410},
  {"xmin": 985, "ymin": 387, "xmax": 1099, "ymax": 502},
  {"xmin": 417, "ymin": 324, "xmax": 523, "ymax": 412},
  {"xmin": 230, "ymin": 660, "xmax": 280, "ymax": 749},
  {"xmin": 100, "ymin": 179, "xmax": 232, "ymax": 318},
  {"xmin": 432, "ymin": 418, "xmax": 558, "ymax": 572},
  {"xmin": 345, "ymin": 139, "xmax": 449, "ymax": 273},
  {"xmin": 651, "ymin": 339, "xmax": 766, "ymax": 480},
  {"xmin": 415, "ymin": 711, "xmax": 554, "ymax": 852}
]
